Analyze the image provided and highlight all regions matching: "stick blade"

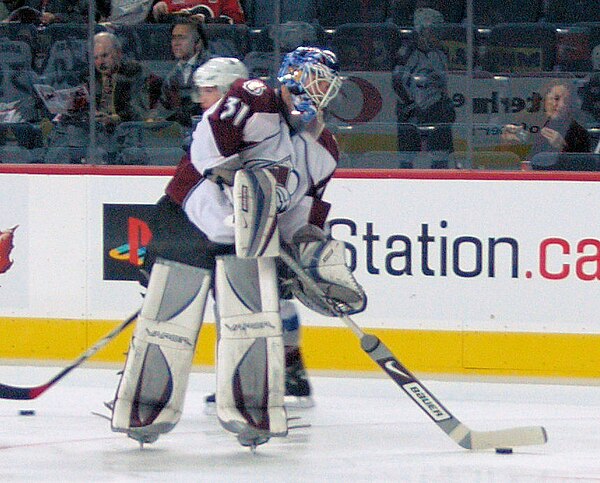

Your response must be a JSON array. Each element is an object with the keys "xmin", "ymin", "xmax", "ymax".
[
  {"xmin": 0, "ymin": 383, "xmax": 35, "ymax": 400},
  {"xmin": 466, "ymin": 426, "xmax": 547, "ymax": 450}
]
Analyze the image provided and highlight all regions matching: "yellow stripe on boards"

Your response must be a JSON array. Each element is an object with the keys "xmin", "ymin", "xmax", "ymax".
[{"xmin": 1, "ymin": 318, "xmax": 600, "ymax": 379}]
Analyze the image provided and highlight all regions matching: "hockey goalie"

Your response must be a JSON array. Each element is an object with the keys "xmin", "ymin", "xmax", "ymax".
[{"xmin": 109, "ymin": 49, "xmax": 366, "ymax": 449}]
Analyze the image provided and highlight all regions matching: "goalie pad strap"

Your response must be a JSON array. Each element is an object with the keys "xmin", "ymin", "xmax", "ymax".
[
  {"xmin": 233, "ymin": 168, "xmax": 280, "ymax": 259},
  {"xmin": 215, "ymin": 255, "xmax": 287, "ymax": 440},
  {"xmin": 111, "ymin": 259, "xmax": 211, "ymax": 442}
]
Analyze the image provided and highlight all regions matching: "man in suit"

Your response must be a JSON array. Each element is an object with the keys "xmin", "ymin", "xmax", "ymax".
[{"xmin": 160, "ymin": 21, "xmax": 212, "ymax": 128}]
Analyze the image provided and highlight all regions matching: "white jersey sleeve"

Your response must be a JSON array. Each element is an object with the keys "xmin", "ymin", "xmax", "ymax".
[
  {"xmin": 184, "ymin": 79, "xmax": 295, "ymax": 244},
  {"xmin": 277, "ymin": 128, "xmax": 339, "ymax": 242}
]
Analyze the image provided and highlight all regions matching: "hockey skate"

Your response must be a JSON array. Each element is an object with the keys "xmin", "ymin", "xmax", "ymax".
[{"xmin": 284, "ymin": 346, "xmax": 314, "ymax": 408}]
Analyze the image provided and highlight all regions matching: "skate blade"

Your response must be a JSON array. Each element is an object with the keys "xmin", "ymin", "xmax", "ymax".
[{"xmin": 284, "ymin": 395, "xmax": 315, "ymax": 409}]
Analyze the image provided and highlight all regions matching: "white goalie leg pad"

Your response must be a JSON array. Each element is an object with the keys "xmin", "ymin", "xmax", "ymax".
[
  {"xmin": 111, "ymin": 258, "xmax": 211, "ymax": 444},
  {"xmin": 233, "ymin": 168, "xmax": 280, "ymax": 259},
  {"xmin": 215, "ymin": 255, "xmax": 287, "ymax": 445}
]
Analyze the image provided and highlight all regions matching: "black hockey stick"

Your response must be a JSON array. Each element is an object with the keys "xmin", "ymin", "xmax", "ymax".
[
  {"xmin": 0, "ymin": 311, "xmax": 139, "ymax": 400},
  {"xmin": 279, "ymin": 251, "xmax": 547, "ymax": 450}
]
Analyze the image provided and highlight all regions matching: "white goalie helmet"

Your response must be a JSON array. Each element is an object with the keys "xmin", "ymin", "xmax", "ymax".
[{"xmin": 193, "ymin": 57, "xmax": 249, "ymax": 94}]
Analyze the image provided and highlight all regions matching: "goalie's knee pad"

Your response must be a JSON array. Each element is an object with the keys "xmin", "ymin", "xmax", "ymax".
[
  {"xmin": 111, "ymin": 258, "xmax": 211, "ymax": 444},
  {"xmin": 215, "ymin": 255, "xmax": 287, "ymax": 446}
]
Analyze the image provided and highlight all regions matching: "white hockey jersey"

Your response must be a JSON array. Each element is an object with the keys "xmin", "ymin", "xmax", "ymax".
[{"xmin": 165, "ymin": 78, "xmax": 339, "ymax": 245}]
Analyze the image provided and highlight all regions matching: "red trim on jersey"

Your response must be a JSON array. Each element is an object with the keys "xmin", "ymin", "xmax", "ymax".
[
  {"xmin": 317, "ymin": 129, "xmax": 340, "ymax": 163},
  {"xmin": 209, "ymin": 79, "xmax": 283, "ymax": 157},
  {"xmin": 165, "ymin": 152, "xmax": 203, "ymax": 205}
]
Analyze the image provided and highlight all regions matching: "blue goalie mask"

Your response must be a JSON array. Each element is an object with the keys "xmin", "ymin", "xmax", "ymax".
[{"xmin": 277, "ymin": 47, "xmax": 342, "ymax": 122}]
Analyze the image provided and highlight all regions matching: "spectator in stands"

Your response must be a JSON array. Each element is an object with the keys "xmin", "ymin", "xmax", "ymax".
[
  {"xmin": 45, "ymin": 32, "xmax": 163, "ymax": 163},
  {"xmin": 580, "ymin": 74, "xmax": 600, "ymax": 127},
  {"xmin": 580, "ymin": 45, "xmax": 600, "ymax": 127},
  {"xmin": 151, "ymin": 0, "xmax": 245, "ymax": 24},
  {"xmin": 160, "ymin": 22, "xmax": 212, "ymax": 128},
  {"xmin": 593, "ymin": 44, "xmax": 600, "ymax": 73},
  {"xmin": 2, "ymin": 0, "xmax": 89, "ymax": 24},
  {"xmin": 392, "ymin": 7, "xmax": 455, "ymax": 154},
  {"xmin": 92, "ymin": 32, "xmax": 161, "ymax": 129},
  {"xmin": 503, "ymin": 80, "xmax": 591, "ymax": 158}
]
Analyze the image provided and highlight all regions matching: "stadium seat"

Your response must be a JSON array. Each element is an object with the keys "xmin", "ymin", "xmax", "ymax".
[
  {"xmin": 116, "ymin": 146, "xmax": 186, "ymax": 166},
  {"xmin": 396, "ymin": 123, "xmax": 421, "ymax": 152},
  {"xmin": 0, "ymin": 23, "xmax": 38, "ymax": 68},
  {"xmin": 114, "ymin": 121, "xmax": 185, "ymax": 151},
  {"xmin": 358, "ymin": 150, "xmax": 416, "ymax": 169},
  {"xmin": 554, "ymin": 26, "xmax": 593, "ymax": 73},
  {"xmin": 0, "ymin": 145, "xmax": 34, "ymax": 164},
  {"xmin": 543, "ymin": 0, "xmax": 600, "ymax": 24},
  {"xmin": 242, "ymin": 51, "xmax": 279, "ymax": 85},
  {"xmin": 579, "ymin": 23, "xmax": 600, "ymax": 70},
  {"xmin": 42, "ymin": 38, "xmax": 89, "ymax": 88},
  {"xmin": 473, "ymin": 0, "xmax": 542, "ymax": 26},
  {"xmin": 243, "ymin": 0, "xmax": 320, "ymax": 28},
  {"xmin": 44, "ymin": 146, "xmax": 109, "ymax": 164},
  {"xmin": 483, "ymin": 23, "xmax": 558, "ymax": 73},
  {"xmin": 0, "ymin": 122, "xmax": 43, "ymax": 150},
  {"xmin": 390, "ymin": 0, "xmax": 416, "ymax": 26},
  {"xmin": 249, "ymin": 21, "xmax": 325, "ymax": 53},
  {"xmin": 36, "ymin": 23, "xmax": 106, "ymax": 74},
  {"xmin": 336, "ymin": 151, "xmax": 363, "ymax": 168},
  {"xmin": 204, "ymin": 24, "xmax": 250, "ymax": 59},
  {"xmin": 425, "ymin": 0, "xmax": 465, "ymax": 24},
  {"xmin": 331, "ymin": 23, "xmax": 401, "ymax": 71},
  {"xmin": 419, "ymin": 123, "xmax": 455, "ymax": 153},
  {"xmin": 450, "ymin": 151, "xmax": 522, "ymax": 170},
  {"xmin": 530, "ymin": 152, "xmax": 600, "ymax": 171},
  {"xmin": 0, "ymin": 41, "xmax": 39, "ymax": 114},
  {"xmin": 412, "ymin": 151, "xmax": 452, "ymax": 169},
  {"xmin": 110, "ymin": 23, "xmax": 171, "ymax": 62},
  {"xmin": 0, "ymin": 40, "xmax": 32, "ymax": 71},
  {"xmin": 587, "ymin": 127, "xmax": 600, "ymax": 153},
  {"xmin": 317, "ymin": 0, "xmax": 393, "ymax": 28}
]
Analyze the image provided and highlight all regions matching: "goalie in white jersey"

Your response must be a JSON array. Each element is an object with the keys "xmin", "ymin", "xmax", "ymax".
[{"xmin": 109, "ymin": 48, "xmax": 366, "ymax": 449}]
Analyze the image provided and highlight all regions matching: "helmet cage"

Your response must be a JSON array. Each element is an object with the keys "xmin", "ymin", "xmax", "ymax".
[{"xmin": 278, "ymin": 47, "xmax": 342, "ymax": 121}]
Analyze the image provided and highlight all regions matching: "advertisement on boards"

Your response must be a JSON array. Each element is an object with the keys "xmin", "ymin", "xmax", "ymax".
[
  {"xmin": 0, "ymin": 176, "xmax": 28, "ymax": 309},
  {"xmin": 330, "ymin": 71, "xmax": 579, "ymax": 150},
  {"xmin": 325, "ymin": 177, "xmax": 600, "ymax": 335},
  {"xmin": 103, "ymin": 203, "xmax": 154, "ymax": 282}
]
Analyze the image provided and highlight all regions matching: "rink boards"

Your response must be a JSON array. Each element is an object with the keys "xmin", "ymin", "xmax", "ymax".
[{"xmin": 1, "ymin": 165, "xmax": 600, "ymax": 378}]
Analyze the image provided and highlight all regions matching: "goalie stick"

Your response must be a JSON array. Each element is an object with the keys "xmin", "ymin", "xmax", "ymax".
[
  {"xmin": 0, "ymin": 311, "xmax": 139, "ymax": 400},
  {"xmin": 279, "ymin": 250, "xmax": 547, "ymax": 450}
]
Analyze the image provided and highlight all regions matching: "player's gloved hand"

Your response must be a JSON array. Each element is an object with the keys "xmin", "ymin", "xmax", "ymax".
[{"xmin": 283, "ymin": 225, "xmax": 367, "ymax": 316}]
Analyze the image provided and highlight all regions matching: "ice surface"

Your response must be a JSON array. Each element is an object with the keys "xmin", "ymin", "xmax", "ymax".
[{"xmin": 0, "ymin": 365, "xmax": 599, "ymax": 482}]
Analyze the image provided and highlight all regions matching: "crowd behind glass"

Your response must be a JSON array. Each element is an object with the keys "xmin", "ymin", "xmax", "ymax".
[{"xmin": 1, "ymin": 0, "xmax": 600, "ymax": 170}]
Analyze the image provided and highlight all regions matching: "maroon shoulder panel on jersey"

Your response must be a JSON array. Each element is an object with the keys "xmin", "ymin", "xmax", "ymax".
[
  {"xmin": 165, "ymin": 153, "xmax": 203, "ymax": 205},
  {"xmin": 318, "ymin": 128, "xmax": 340, "ymax": 163},
  {"xmin": 208, "ymin": 78, "xmax": 283, "ymax": 157}
]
